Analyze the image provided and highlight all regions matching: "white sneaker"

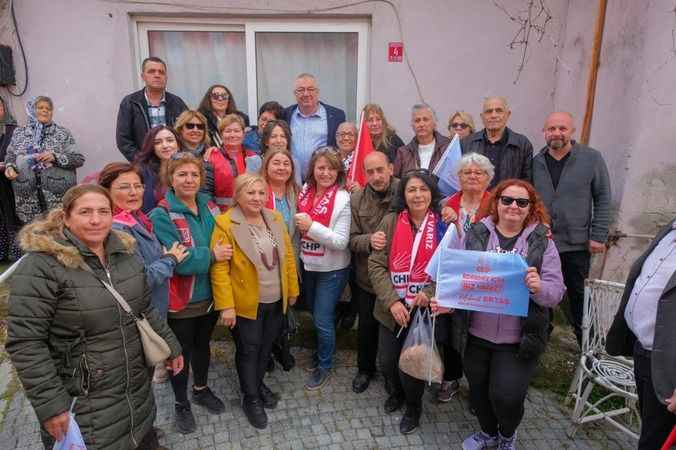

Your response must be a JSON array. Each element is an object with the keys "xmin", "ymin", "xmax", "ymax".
[
  {"xmin": 497, "ymin": 431, "xmax": 517, "ymax": 450},
  {"xmin": 462, "ymin": 431, "xmax": 499, "ymax": 450}
]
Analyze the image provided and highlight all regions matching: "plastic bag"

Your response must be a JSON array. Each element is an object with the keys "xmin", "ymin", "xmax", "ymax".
[
  {"xmin": 398, "ymin": 308, "xmax": 443, "ymax": 384},
  {"xmin": 53, "ymin": 413, "xmax": 86, "ymax": 450}
]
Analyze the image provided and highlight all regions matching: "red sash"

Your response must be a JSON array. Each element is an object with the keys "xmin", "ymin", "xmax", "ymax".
[
  {"xmin": 297, "ymin": 183, "xmax": 338, "ymax": 259},
  {"xmin": 157, "ymin": 198, "xmax": 220, "ymax": 312},
  {"xmin": 389, "ymin": 210, "xmax": 438, "ymax": 305}
]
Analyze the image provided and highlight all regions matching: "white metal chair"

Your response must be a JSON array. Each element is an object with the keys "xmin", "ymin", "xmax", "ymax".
[{"xmin": 566, "ymin": 279, "xmax": 640, "ymax": 440}]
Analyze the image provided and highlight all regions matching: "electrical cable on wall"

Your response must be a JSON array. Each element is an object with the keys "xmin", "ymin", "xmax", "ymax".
[
  {"xmin": 5, "ymin": 0, "xmax": 28, "ymax": 96},
  {"xmin": 103, "ymin": 0, "xmax": 425, "ymax": 103}
]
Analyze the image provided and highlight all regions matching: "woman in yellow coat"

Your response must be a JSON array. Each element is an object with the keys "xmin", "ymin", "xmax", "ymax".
[{"xmin": 210, "ymin": 173, "xmax": 299, "ymax": 430}]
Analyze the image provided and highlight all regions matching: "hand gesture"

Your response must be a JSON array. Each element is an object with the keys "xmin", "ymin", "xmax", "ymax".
[
  {"xmin": 525, "ymin": 267, "xmax": 541, "ymax": 295},
  {"xmin": 441, "ymin": 206, "xmax": 458, "ymax": 224},
  {"xmin": 220, "ymin": 308, "xmax": 236, "ymax": 328},
  {"xmin": 165, "ymin": 355, "xmax": 184, "ymax": 375},
  {"xmin": 588, "ymin": 240, "xmax": 606, "ymax": 254},
  {"xmin": 389, "ymin": 301, "xmax": 410, "ymax": 328},
  {"xmin": 345, "ymin": 179, "xmax": 361, "ymax": 193},
  {"xmin": 5, "ymin": 166, "xmax": 17, "ymax": 180},
  {"xmin": 43, "ymin": 411, "xmax": 70, "ymax": 441},
  {"xmin": 414, "ymin": 291, "xmax": 430, "ymax": 308},
  {"xmin": 212, "ymin": 239, "xmax": 232, "ymax": 262},
  {"xmin": 370, "ymin": 231, "xmax": 387, "ymax": 251},
  {"xmin": 294, "ymin": 213, "xmax": 313, "ymax": 234},
  {"xmin": 164, "ymin": 242, "xmax": 188, "ymax": 263}
]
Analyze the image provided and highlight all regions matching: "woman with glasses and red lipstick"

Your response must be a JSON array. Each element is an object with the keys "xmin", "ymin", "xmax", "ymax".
[
  {"xmin": 428, "ymin": 179, "xmax": 565, "ymax": 450},
  {"xmin": 447, "ymin": 111, "xmax": 476, "ymax": 139},
  {"xmin": 198, "ymin": 85, "xmax": 250, "ymax": 148}
]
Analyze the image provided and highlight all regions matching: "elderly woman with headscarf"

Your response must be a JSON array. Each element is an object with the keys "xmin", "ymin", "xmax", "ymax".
[
  {"xmin": 4, "ymin": 96, "xmax": 85, "ymax": 224},
  {"xmin": 0, "ymin": 96, "xmax": 20, "ymax": 260}
]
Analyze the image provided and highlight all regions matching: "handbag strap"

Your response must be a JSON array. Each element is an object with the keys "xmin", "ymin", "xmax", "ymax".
[{"xmin": 80, "ymin": 262, "xmax": 137, "ymax": 318}]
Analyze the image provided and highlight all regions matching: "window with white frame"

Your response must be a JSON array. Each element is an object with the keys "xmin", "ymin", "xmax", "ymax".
[{"xmin": 135, "ymin": 18, "xmax": 369, "ymax": 122}]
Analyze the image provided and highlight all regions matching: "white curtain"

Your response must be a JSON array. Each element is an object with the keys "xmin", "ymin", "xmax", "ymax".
[
  {"xmin": 148, "ymin": 31, "xmax": 248, "ymax": 111},
  {"xmin": 255, "ymin": 32, "xmax": 358, "ymax": 121}
]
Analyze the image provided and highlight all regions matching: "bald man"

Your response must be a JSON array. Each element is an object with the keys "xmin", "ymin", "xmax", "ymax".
[
  {"xmin": 349, "ymin": 151, "xmax": 399, "ymax": 394},
  {"xmin": 461, "ymin": 97, "xmax": 533, "ymax": 188},
  {"xmin": 533, "ymin": 112, "xmax": 611, "ymax": 346}
]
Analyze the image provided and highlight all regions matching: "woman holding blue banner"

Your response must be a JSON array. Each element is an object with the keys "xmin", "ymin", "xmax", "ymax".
[
  {"xmin": 428, "ymin": 179, "xmax": 565, "ymax": 450},
  {"xmin": 368, "ymin": 169, "xmax": 447, "ymax": 435}
]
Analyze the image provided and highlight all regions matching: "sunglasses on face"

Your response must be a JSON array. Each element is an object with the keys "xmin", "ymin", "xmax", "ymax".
[
  {"xmin": 499, "ymin": 195, "xmax": 531, "ymax": 208},
  {"xmin": 185, "ymin": 123, "xmax": 205, "ymax": 130},
  {"xmin": 211, "ymin": 93, "xmax": 229, "ymax": 101},
  {"xmin": 450, "ymin": 122, "xmax": 469, "ymax": 130}
]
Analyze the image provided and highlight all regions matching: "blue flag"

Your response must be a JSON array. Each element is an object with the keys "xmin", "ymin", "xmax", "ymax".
[{"xmin": 432, "ymin": 134, "xmax": 462, "ymax": 197}]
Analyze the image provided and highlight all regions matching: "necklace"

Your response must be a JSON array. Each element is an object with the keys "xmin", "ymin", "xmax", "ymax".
[{"xmin": 248, "ymin": 224, "xmax": 279, "ymax": 271}]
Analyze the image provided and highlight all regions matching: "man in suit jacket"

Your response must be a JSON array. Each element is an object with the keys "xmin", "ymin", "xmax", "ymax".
[
  {"xmin": 283, "ymin": 73, "xmax": 346, "ymax": 180},
  {"xmin": 607, "ymin": 219, "xmax": 676, "ymax": 450}
]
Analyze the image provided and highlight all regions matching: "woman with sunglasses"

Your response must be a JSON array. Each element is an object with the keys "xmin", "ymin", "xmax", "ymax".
[
  {"xmin": 368, "ymin": 169, "xmax": 447, "ymax": 434},
  {"xmin": 198, "ymin": 85, "xmax": 250, "ymax": 148},
  {"xmin": 447, "ymin": 111, "xmax": 476, "ymax": 139},
  {"xmin": 134, "ymin": 125, "xmax": 180, "ymax": 213},
  {"xmin": 175, "ymin": 110, "xmax": 217, "ymax": 199},
  {"xmin": 429, "ymin": 179, "xmax": 565, "ymax": 450}
]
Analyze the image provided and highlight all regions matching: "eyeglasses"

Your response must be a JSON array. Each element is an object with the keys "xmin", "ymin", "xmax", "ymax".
[
  {"xmin": 460, "ymin": 170, "xmax": 486, "ymax": 177},
  {"xmin": 211, "ymin": 93, "xmax": 229, "ymax": 101},
  {"xmin": 337, "ymin": 132, "xmax": 356, "ymax": 138},
  {"xmin": 112, "ymin": 183, "xmax": 145, "ymax": 193},
  {"xmin": 450, "ymin": 122, "xmax": 469, "ymax": 130},
  {"xmin": 184, "ymin": 123, "xmax": 205, "ymax": 130},
  {"xmin": 294, "ymin": 87, "xmax": 317, "ymax": 95},
  {"xmin": 499, "ymin": 195, "xmax": 531, "ymax": 208}
]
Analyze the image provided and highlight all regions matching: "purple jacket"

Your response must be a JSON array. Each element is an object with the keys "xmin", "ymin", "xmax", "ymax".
[{"xmin": 452, "ymin": 217, "xmax": 565, "ymax": 344}]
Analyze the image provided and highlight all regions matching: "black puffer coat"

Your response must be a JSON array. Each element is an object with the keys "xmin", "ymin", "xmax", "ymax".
[{"xmin": 6, "ymin": 219, "xmax": 181, "ymax": 450}]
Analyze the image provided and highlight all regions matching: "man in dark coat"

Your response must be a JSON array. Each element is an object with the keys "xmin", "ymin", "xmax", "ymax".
[
  {"xmin": 533, "ymin": 112, "xmax": 611, "ymax": 345},
  {"xmin": 607, "ymin": 219, "xmax": 676, "ymax": 450},
  {"xmin": 283, "ymin": 73, "xmax": 346, "ymax": 180},
  {"xmin": 461, "ymin": 96, "xmax": 533, "ymax": 188},
  {"xmin": 115, "ymin": 57, "xmax": 188, "ymax": 161}
]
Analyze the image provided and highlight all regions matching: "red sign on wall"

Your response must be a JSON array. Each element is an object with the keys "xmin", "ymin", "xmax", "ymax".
[{"xmin": 388, "ymin": 42, "xmax": 403, "ymax": 62}]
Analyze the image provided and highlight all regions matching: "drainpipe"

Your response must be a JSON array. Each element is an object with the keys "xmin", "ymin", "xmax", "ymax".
[{"xmin": 580, "ymin": 0, "xmax": 608, "ymax": 144}]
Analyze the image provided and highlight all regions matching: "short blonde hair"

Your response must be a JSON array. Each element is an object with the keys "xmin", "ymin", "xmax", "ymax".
[
  {"xmin": 165, "ymin": 152, "xmax": 206, "ymax": 189},
  {"xmin": 233, "ymin": 173, "xmax": 267, "ymax": 207},
  {"xmin": 217, "ymin": 113, "xmax": 245, "ymax": 135},
  {"xmin": 175, "ymin": 110, "xmax": 211, "ymax": 146},
  {"xmin": 448, "ymin": 111, "xmax": 476, "ymax": 135}
]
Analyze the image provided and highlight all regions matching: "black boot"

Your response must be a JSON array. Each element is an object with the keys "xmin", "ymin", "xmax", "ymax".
[
  {"xmin": 399, "ymin": 404, "xmax": 421, "ymax": 434},
  {"xmin": 259, "ymin": 383, "xmax": 280, "ymax": 409},
  {"xmin": 242, "ymin": 398, "xmax": 268, "ymax": 429}
]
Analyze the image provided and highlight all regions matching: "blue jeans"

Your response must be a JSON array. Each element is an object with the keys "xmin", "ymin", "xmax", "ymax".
[{"xmin": 303, "ymin": 267, "xmax": 350, "ymax": 370}]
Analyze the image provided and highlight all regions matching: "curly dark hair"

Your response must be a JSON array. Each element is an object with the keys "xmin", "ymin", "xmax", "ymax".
[{"xmin": 488, "ymin": 178, "xmax": 551, "ymax": 227}]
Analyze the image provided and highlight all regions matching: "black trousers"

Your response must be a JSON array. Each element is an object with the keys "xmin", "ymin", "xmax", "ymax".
[
  {"xmin": 436, "ymin": 315, "xmax": 463, "ymax": 381},
  {"xmin": 463, "ymin": 335, "xmax": 537, "ymax": 438},
  {"xmin": 354, "ymin": 284, "xmax": 380, "ymax": 375},
  {"xmin": 231, "ymin": 301, "xmax": 283, "ymax": 401},
  {"xmin": 559, "ymin": 250, "xmax": 591, "ymax": 345},
  {"xmin": 168, "ymin": 311, "xmax": 219, "ymax": 404},
  {"xmin": 378, "ymin": 324, "xmax": 426, "ymax": 409},
  {"xmin": 634, "ymin": 342, "xmax": 676, "ymax": 450}
]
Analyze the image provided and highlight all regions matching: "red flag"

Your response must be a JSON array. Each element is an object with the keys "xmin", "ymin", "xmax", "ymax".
[{"xmin": 347, "ymin": 112, "xmax": 374, "ymax": 187}]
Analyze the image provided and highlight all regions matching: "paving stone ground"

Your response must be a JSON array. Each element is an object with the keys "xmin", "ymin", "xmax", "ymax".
[{"xmin": 0, "ymin": 341, "xmax": 635, "ymax": 449}]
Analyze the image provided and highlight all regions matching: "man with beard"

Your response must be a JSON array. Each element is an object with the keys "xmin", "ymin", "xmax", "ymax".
[{"xmin": 533, "ymin": 112, "xmax": 611, "ymax": 346}]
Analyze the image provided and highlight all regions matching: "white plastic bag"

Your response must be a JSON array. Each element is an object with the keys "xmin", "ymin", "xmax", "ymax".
[{"xmin": 398, "ymin": 308, "xmax": 443, "ymax": 384}]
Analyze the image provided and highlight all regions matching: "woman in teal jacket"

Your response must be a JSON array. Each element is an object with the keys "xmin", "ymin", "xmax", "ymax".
[{"xmin": 149, "ymin": 152, "xmax": 231, "ymax": 435}]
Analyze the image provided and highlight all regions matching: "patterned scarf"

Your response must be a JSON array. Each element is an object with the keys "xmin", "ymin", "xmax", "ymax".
[{"xmin": 25, "ymin": 98, "xmax": 51, "ymax": 172}]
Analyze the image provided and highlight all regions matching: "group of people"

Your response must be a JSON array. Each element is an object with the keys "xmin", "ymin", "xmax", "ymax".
[{"xmin": 2, "ymin": 55, "xmax": 673, "ymax": 450}]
